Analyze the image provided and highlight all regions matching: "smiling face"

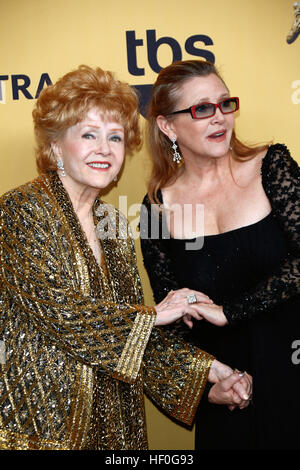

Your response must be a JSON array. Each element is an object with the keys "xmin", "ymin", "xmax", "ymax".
[
  {"xmin": 52, "ymin": 107, "xmax": 125, "ymax": 193},
  {"xmin": 158, "ymin": 73, "xmax": 235, "ymax": 163}
]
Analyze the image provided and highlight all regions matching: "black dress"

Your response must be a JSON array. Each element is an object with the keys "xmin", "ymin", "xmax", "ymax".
[{"xmin": 140, "ymin": 144, "xmax": 300, "ymax": 450}]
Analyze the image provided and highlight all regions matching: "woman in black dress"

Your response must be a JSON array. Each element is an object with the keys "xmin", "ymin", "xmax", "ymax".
[{"xmin": 140, "ymin": 60, "xmax": 300, "ymax": 450}]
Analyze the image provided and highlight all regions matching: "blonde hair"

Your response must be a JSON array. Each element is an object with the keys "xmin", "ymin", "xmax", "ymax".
[
  {"xmin": 146, "ymin": 60, "xmax": 268, "ymax": 202},
  {"xmin": 33, "ymin": 65, "xmax": 142, "ymax": 173}
]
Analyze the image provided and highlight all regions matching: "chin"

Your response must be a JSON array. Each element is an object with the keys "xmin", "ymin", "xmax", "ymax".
[
  {"xmin": 89, "ymin": 175, "xmax": 114, "ymax": 189},
  {"xmin": 208, "ymin": 147, "xmax": 229, "ymax": 159}
]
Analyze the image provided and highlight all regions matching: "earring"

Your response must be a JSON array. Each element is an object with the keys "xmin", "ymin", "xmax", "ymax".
[
  {"xmin": 57, "ymin": 158, "xmax": 66, "ymax": 177},
  {"xmin": 113, "ymin": 176, "xmax": 118, "ymax": 182},
  {"xmin": 171, "ymin": 137, "xmax": 182, "ymax": 164}
]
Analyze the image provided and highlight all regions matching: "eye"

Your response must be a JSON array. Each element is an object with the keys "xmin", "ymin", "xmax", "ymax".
[
  {"xmin": 194, "ymin": 104, "xmax": 210, "ymax": 113},
  {"xmin": 82, "ymin": 133, "xmax": 95, "ymax": 140},
  {"xmin": 109, "ymin": 134, "xmax": 123, "ymax": 143},
  {"xmin": 222, "ymin": 99, "xmax": 232, "ymax": 108}
]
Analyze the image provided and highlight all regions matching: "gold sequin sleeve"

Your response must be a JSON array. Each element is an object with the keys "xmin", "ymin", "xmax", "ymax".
[
  {"xmin": 0, "ymin": 186, "xmax": 156, "ymax": 384},
  {"xmin": 119, "ymin": 214, "xmax": 214, "ymax": 426},
  {"xmin": 143, "ymin": 326, "xmax": 213, "ymax": 426}
]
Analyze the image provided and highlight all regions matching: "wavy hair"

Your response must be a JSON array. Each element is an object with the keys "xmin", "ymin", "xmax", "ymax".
[
  {"xmin": 33, "ymin": 65, "xmax": 142, "ymax": 173},
  {"xmin": 146, "ymin": 60, "xmax": 268, "ymax": 202}
]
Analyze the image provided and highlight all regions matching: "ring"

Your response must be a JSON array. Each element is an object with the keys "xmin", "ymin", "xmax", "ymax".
[{"xmin": 186, "ymin": 293, "xmax": 197, "ymax": 304}]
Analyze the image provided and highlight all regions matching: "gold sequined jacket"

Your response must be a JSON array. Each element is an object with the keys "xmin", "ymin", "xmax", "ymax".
[{"xmin": 0, "ymin": 172, "xmax": 213, "ymax": 450}]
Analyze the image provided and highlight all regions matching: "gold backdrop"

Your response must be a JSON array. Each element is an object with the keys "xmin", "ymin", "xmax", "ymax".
[{"xmin": 1, "ymin": 0, "xmax": 299, "ymax": 450}]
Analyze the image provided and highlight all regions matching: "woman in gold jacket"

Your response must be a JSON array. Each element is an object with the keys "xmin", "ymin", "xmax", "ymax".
[{"xmin": 0, "ymin": 65, "xmax": 251, "ymax": 450}]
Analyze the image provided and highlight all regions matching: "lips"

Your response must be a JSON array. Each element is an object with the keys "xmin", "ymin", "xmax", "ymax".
[
  {"xmin": 87, "ymin": 161, "xmax": 111, "ymax": 169},
  {"xmin": 206, "ymin": 129, "xmax": 227, "ymax": 143},
  {"xmin": 207, "ymin": 129, "xmax": 226, "ymax": 139}
]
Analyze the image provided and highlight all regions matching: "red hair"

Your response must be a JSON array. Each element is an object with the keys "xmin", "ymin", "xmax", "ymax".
[
  {"xmin": 33, "ymin": 65, "xmax": 141, "ymax": 173},
  {"xmin": 146, "ymin": 60, "xmax": 269, "ymax": 203}
]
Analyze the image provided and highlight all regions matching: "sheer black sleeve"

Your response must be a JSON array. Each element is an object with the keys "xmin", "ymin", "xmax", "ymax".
[
  {"xmin": 140, "ymin": 193, "xmax": 180, "ymax": 303},
  {"xmin": 223, "ymin": 144, "xmax": 300, "ymax": 324}
]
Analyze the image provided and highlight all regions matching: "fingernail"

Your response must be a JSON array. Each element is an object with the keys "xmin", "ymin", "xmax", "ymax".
[
  {"xmin": 243, "ymin": 394, "xmax": 249, "ymax": 400},
  {"xmin": 238, "ymin": 372, "xmax": 245, "ymax": 377}
]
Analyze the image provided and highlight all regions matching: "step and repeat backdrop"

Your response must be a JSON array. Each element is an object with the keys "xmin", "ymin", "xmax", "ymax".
[{"xmin": 1, "ymin": 0, "xmax": 299, "ymax": 450}]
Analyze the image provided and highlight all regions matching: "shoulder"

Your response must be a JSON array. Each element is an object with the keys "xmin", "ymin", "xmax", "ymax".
[
  {"xmin": 262, "ymin": 143, "xmax": 299, "ymax": 176},
  {"xmin": 261, "ymin": 144, "xmax": 300, "ymax": 206},
  {"xmin": 141, "ymin": 193, "xmax": 150, "ymax": 208},
  {"xmin": 0, "ymin": 178, "xmax": 47, "ymax": 216},
  {"xmin": 0, "ymin": 178, "xmax": 55, "ymax": 246},
  {"xmin": 140, "ymin": 191, "xmax": 165, "ymax": 220},
  {"xmin": 141, "ymin": 190, "xmax": 163, "ymax": 206},
  {"xmin": 1, "ymin": 179, "xmax": 36, "ymax": 201}
]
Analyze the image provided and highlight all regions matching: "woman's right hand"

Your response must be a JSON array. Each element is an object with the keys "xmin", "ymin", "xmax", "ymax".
[
  {"xmin": 154, "ymin": 288, "xmax": 212, "ymax": 326},
  {"xmin": 208, "ymin": 359, "xmax": 252, "ymax": 410},
  {"xmin": 208, "ymin": 372, "xmax": 252, "ymax": 409}
]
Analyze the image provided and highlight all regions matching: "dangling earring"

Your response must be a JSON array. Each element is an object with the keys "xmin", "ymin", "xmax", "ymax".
[
  {"xmin": 171, "ymin": 137, "xmax": 182, "ymax": 164},
  {"xmin": 57, "ymin": 158, "xmax": 66, "ymax": 177},
  {"xmin": 113, "ymin": 175, "xmax": 118, "ymax": 182}
]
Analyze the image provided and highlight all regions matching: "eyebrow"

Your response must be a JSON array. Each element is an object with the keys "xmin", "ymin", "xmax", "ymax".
[
  {"xmin": 192, "ymin": 93, "xmax": 230, "ymax": 105},
  {"xmin": 80, "ymin": 123, "xmax": 124, "ymax": 132}
]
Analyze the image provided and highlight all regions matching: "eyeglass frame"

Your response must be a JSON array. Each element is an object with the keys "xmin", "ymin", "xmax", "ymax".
[{"xmin": 169, "ymin": 97, "xmax": 240, "ymax": 120}]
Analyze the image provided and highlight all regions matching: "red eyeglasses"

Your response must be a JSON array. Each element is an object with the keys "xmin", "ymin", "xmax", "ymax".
[{"xmin": 170, "ymin": 97, "xmax": 239, "ymax": 120}]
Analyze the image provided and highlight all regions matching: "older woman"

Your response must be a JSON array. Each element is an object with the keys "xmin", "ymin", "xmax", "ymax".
[
  {"xmin": 0, "ymin": 65, "xmax": 250, "ymax": 451},
  {"xmin": 140, "ymin": 60, "xmax": 300, "ymax": 449}
]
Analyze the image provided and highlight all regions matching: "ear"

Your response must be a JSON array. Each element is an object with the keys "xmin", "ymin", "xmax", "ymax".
[
  {"xmin": 51, "ymin": 141, "xmax": 61, "ymax": 160},
  {"xmin": 156, "ymin": 115, "xmax": 176, "ymax": 141}
]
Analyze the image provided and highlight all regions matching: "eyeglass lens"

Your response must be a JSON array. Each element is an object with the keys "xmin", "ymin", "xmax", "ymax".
[{"xmin": 194, "ymin": 98, "xmax": 238, "ymax": 118}]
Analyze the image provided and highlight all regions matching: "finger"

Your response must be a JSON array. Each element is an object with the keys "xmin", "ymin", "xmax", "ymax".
[
  {"xmin": 239, "ymin": 376, "xmax": 252, "ymax": 395},
  {"xmin": 181, "ymin": 289, "xmax": 213, "ymax": 304},
  {"xmin": 196, "ymin": 296, "xmax": 213, "ymax": 304},
  {"xmin": 239, "ymin": 395, "xmax": 252, "ymax": 409},
  {"xmin": 191, "ymin": 292, "xmax": 213, "ymax": 304},
  {"xmin": 244, "ymin": 373, "xmax": 253, "ymax": 392},
  {"xmin": 232, "ymin": 381, "xmax": 250, "ymax": 401},
  {"xmin": 183, "ymin": 316, "xmax": 193, "ymax": 329},
  {"xmin": 235, "ymin": 375, "xmax": 249, "ymax": 391},
  {"xmin": 188, "ymin": 303, "xmax": 210, "ymax": 316},
  {"xmin": 231, "ymin": 391, "xmax": 243, "ymax": 405},
  {"xmin": 218, "ymin": 373, "xmax": 244, "ymax": 392},
  {"xmin": 184, "ymin": 306, "xmax": 203, "ymax": 321},
  {"xmin": 239, "ymin": 401, "xmax": 250, "ymax": 410},
  {"xmin": 183, "ymin": 314, "xmax": 193, "ymax": 328},
  {"xmin": 234, "ymin": 369, "xmax": 252, "ymax": 394}
]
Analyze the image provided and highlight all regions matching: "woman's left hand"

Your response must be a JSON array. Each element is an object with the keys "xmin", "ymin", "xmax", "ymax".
[{"xmin": 192, "ymin": 303, "xmax": 228, "ymax": 326}]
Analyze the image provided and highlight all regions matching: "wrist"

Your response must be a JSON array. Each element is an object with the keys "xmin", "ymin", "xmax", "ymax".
[
  {"xmin": 208, "ymin": 359, "xmax": 233, "ymax": 383},
  {"xmin": 208, "ymin": 359, "xmax": 218, "ymax": 383}
]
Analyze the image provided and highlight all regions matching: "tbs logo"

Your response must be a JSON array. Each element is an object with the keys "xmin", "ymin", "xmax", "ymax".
[
  {"xmin": 0, "ymin": 29, "xmax": 215, "ymax": 116},
  {"xmin": 126, "ymin": 29, "xmax": 214, "ymax": 75},
  {"xmin": 127, "ymin": 29, "xmax": 215, "ymax": 115}
]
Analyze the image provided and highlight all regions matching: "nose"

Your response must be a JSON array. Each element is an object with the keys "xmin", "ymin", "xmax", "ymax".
[
  {"xmin": 211, "ymin": 106, "xmax": 225, "ymax": 123},
  {"xmin": 95, "ymin": 137, "xmax": 110, "ymax": 155}
]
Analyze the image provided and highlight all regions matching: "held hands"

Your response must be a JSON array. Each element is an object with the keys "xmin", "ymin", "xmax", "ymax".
[
  {"xmin": 170, "ymin": 289, "xmax": 228, "ymax": 327},
  {"xmin": 208, "ymin": 359, "xmax": 253, "ymax": 410},
  {"xmin": 154, "ymin": 287, "xmax": 228, "ymax": 328},
  {"xmin": 154, "ymin": 290, "xmax": 252, "ymax": 410},
  {"xmin": 154, "ymin": 288, "xmax": 213, "ymax": 326}
]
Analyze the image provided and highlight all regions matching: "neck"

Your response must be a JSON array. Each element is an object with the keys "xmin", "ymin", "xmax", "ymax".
[
  {"xmin": 58, "ymin": 173, "xmax": 100, "ymax": 220},
  {"xmin": 180, "ymin": 152, "xmax": 230, "ymax": 187}
]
